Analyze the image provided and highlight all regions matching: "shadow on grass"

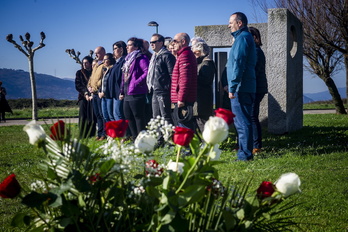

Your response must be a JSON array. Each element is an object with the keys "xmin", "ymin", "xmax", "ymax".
[{"xmin": 221, "ymin": 124, "xmax": 348, "ymax": 158}]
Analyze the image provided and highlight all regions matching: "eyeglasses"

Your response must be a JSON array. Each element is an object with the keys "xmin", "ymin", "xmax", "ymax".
[
  {"xmin": 173, "ymin": 39, "xmax": 181, "ymax": 44},
  {"xmin": 150, "ymin": 40, "xmax": 159, "ymax": 44}
]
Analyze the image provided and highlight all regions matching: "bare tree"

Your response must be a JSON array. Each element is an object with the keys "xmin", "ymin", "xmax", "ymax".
[
  {"xmin": 65, "ymin": 49, "xmax": 94, "ymax": 67},
  {"xmin": 319, "ymin": 0, "xmax": 348, "ymax": 110},
  {"xmin": 252, "ymin": 0, "xmax": 347, "ymax": 114},
  {"xmin": 6, "ymin": 32, "xmax": 46, "ymax": 120}
]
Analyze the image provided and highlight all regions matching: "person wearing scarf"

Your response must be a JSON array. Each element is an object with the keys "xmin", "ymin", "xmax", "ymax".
[{"xmin": 120, "ymin": 37, "xmax": 149, "ymax": 140}]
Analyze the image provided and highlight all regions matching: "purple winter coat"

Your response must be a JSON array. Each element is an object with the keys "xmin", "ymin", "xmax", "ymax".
[{"xmin": 121, "ymin": 53, "xmax": 149, "ymax": 96}]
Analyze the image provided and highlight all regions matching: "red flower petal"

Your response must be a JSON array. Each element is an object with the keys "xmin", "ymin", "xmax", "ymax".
[
  {"xmin": 214, "ymin": 108, "xmax": 235, "ymax": 125},
  {"xmin": 0, "ymin": 174, "xmax": 21, "ymax": 199},
  {"xmin": 257, "ymin": 181, "xmax": 275, "ymax": 199},
  {"xmin": 50, "ymin": 120, "xmax": 66, "ymax": 140},
  {"xmin": 173, "ymin": 127, "xmax": 194, "ymax": 146},
  {"xmin": 105, "ymin": 120, "xmax": 129, "ymax": 138}
]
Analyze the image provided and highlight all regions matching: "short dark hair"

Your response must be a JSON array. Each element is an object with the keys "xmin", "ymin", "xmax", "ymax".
[
  {"xmin": 113, "ymin": 41, "xmax": 128, "ymax": 56},
  {"xmin": 232, "ymin": 12, "xmax": 248, "ymax": 26},
  {"xmin": 128, "ymin": 37, "xmax": 143, "ymax": 50},
  {"xmin": 249, "ymin": 27, "xmax": 262, "ymax": 46},
  {"xmin": 152, "ymin": 33, "xmax": 164, "ymax": 43},
  {"xmin": 104, "ymin": 53, "xmax": 116, "ymax": 65},
  {"xmin": 82, "ymin": 56, "xmax": 93, "ymax": 64}
]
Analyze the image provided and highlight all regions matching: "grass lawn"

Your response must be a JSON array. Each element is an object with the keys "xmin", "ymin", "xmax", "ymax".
[{"xmin": 0, "ymin": 114, "xmax": 347, "ymax": 231}]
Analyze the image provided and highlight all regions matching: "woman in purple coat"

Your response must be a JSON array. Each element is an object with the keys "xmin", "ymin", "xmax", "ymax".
[{"xmin": 120, "ymin": 37, "xmax": 149, "ymax": 139}]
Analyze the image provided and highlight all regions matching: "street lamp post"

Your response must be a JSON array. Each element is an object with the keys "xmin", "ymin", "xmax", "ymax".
[{"xmin": 148, "ymin": 21, "xmax": 159, "ymax": 34}]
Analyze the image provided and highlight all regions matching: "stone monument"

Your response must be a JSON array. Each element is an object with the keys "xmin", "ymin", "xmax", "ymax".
[{"xmin": 194, "ymin": 8, "xmax": 303, "ymax": 134}]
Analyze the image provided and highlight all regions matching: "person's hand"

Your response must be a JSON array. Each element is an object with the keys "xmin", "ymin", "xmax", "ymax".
[
  {"xmin": 177, "ymin": 101, "xmax": 185, "ymax": 108},
  {"xmin": 88, "ymin": 86, "xmax": 93, "ymax": 93},
  {"xmin": 229, "ymin": 92, "xmax": 236, "ymax": 99},
  {"xmin": 119, "ymin": 94, "xmax": 124, "ymax": 100},
  {"xmin": 98, "ymin": 92, "xmax": 104, "ymax": 99},
  {"xmin": 88, "ymin": 96, "xmax": 93, "ymax": 101},
  {"xmin": 85, "ymin": 95, "xmax": 90, "ymax": 101}
]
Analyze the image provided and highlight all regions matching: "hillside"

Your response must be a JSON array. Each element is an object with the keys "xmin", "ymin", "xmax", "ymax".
[
  {"xmin": 0, "ymin": 68, "xmax": 346, "ymax": 101},
  {"xmin": 304, "ymin": 87, "xmax": 346, "ymax": 102},
  {"xmin": 0, "ymin": 68, "xmax": 77, "ymax": 100}
]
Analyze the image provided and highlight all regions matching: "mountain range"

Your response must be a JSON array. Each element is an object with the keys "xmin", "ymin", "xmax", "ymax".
[
  {"xmin": 0, "ymin": 68, "xmax": 77, "ymax": 100},
  {"xmin": 0, "ymin": 68, "xmax": 346, "ymax": 102}
]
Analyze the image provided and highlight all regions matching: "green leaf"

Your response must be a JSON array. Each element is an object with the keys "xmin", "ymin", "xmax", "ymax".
[
  {"xmin": 11, "ymin": 212, "xmax": 30, "ymax": 227},
  {"xmin": 262, "ymin": 212, "xmax": 271, "ymax": 220},
  {"xmin": 161, "ymin": 209, "xmax": 176, "ymax": 225},
  {"xmin": 22, "ymin": 191, "xmax": 58, "ymax": 208},
  {"xmin": 189, "ymin": 135, "xmax": 201, "ymax": 155},
  {"xmin": 47, "ymin": 167, "xmax": 57, "ymax": 179},
  {"xmin": 236, "ymin": 209, "xmax": 245, "ymax": 220},
  {"xmin": 222, "ymin": 210, "xmax": 237, "ymax": 231},
  {"xmin": 163, "ymin": 175, "xmax": 170, "ymax": 190},
  {"xmin": 99, "ymin": 159, "xmax": 116, "ymax": 175},
  {"xmin": 49, "ymin": 195, "xmax": 62, "ymax": 208},
  {"xmin": 59, "ymin": 217, "xmax": 72, "ymax": 227},
  {"xmin": 177, "ymin": 185, "xmax": 205, "ymax": 206},
  {"xmin": 146, "ymin": 185, "xmax": 161, "ymax": 198},
  {"xmin": 78, "ymin": 194, "xmax": 86, "ymax": 207},
  {"xmin": 72, "ymin": 170, "xmax": 91, "ymax": 192}
]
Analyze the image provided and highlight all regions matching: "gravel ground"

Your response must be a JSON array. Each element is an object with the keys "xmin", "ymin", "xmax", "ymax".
[{"xmin": 0, "ymin": 109, "xmax": 338, "ymax": 127}]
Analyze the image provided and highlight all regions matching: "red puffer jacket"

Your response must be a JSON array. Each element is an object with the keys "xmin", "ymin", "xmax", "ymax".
[{"xmin": 170, "ymin": 46, "xmax": 197, "ymax": 103}]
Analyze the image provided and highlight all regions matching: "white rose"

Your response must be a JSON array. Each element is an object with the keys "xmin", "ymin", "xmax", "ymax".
[
  {"xmin": 275, "ymin": 173, "xmax": 301, "ymax": 197},
  {"xmin": 23, "ymin": 120, "xmax": 46, "ymax": 145},
  {"xmin": 134, "ymin": 131, "xmax": 157, "ymax": 153},
  {"xmin": 208, "ymin": 144, "xmax": 222, "ymax": 161},
  {"xmin": 167, "ymin": 160, "xmax": 184, "ymax": 174},
  {"xmin": 202, "ymin": 117, "xmax": 229, "ymax": 144}
]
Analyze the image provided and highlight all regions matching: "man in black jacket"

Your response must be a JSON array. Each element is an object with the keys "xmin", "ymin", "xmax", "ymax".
[{"xmin": 147, "ymin": 34, "xmax": 176, "ymax": 124}]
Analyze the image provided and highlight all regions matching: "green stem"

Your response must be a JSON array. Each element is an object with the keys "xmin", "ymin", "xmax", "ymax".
[
  {"xmin": 175, "ymin": 144, "xmax": 208, "ymax": 194},
  {"xmin": 175, "ymin": 145, "xmax": 182, "ymax": 171}
]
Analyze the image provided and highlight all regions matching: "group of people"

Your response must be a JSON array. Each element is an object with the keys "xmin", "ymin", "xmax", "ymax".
[{"xmin": 75, "ymin": 11, "xmax": 267, "ymax": 161}]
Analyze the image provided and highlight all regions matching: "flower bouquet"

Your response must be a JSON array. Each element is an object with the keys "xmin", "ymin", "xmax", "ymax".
[{"xmin": 1, "ymin": 109, "xmax": 302, "ymax": 231}]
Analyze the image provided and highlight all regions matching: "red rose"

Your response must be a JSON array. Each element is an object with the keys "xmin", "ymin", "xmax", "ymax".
[
  {"xmin": 105, "ymin": 120, "xmax": 129, "ymax": 138},
  {"xmin": 257, "ymin": 181, "xmax": 275, "ymax": 199},
  {"xmin": 173, "ymin": 127, "xmax": 194, "ymax": 146},
  {"xmin": 0, "ymin": 174, "xmax": 21, "ymax": 199},
  {"xmin": 214, "ymin": 108, "xmax": 235, "ymax": 125},
  {"xmin": 50, "ymin": 120, "xmax": 66, "ymax": 140}
]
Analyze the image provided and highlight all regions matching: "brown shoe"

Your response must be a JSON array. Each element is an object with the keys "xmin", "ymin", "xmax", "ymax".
[
  {"xmin": 98, "ymin": 136, "xmax": 106, "ymax": 141},
  {"xmin": 252, "ymin": 148, "xmax": 261, "ymax": 154}
]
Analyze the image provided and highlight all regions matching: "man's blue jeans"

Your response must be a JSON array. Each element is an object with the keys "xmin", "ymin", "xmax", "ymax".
[
  {"xmin": 101, "ymin": 98, "xmax": 112, "ymax": 122},
  {"xmin": 113, "ymin": 98, "xmax": 124, "ymax": 120},
  {"xmin": 231, "ymin": 92, "xmax": 255, "ymax": 160}
]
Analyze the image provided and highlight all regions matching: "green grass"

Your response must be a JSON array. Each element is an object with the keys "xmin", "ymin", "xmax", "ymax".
[
  {"xmin": 6, "ymin": 107, "xmax": 79, "ymax": 119},
  {"xmin": 303, "ymin": 99, "xmax": 347, "ymax": 110},
  {"xmin": 0, "ymin": 114, "xmax": 348, "ymax": 231}
]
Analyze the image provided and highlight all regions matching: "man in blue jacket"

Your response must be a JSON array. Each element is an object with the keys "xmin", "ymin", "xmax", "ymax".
[{"xmin": 227, "ymin": 12, "xmax": 256, "ymax": 161}]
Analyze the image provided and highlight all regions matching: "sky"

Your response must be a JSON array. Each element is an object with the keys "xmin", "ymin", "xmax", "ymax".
[{"xmin": 0, "ymin": 0, "xmax": 345, "ymax": 94}]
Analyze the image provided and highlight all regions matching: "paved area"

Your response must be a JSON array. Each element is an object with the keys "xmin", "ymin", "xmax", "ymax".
[
  {"xmin": 0, "ymin": 117, "xmax": 78, "ymax": 127},
  {"xmin": 0, "ymin": 109, "xmax": 338, "ymax": 127}
]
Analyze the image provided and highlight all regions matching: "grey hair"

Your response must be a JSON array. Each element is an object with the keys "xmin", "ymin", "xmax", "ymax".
[
  {"xmin": 191, "ymin": 36, "xmax": 205, "ymax": 45},
  {"xmin": 191, "ymin": 42, "xmax": 210, "ymax": 56}
]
